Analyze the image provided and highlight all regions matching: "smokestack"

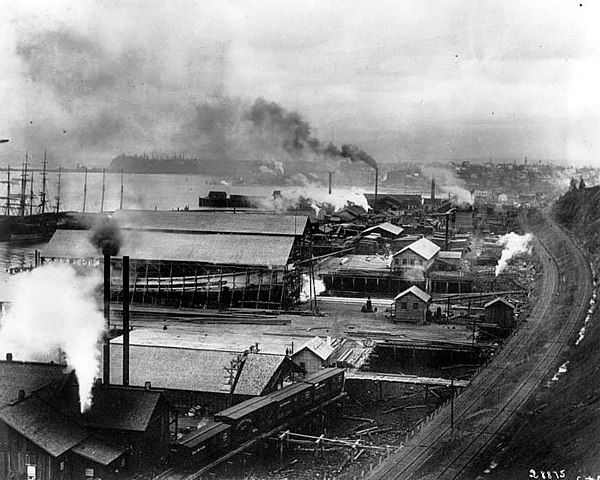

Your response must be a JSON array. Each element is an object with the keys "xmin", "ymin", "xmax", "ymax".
[
  {"xmin": 328, "ymin": 171, "xmax": 333, "ymax": 195},
  {"xmin": 122, "ymin": 256, "xmax": 130, "ymax": 386},
  {"xmin": 431, "ymin": 178, "xmax": 436, "ymax": 204},
  {"xmin": 103, "ymin": 255, "xmax": 111, "ymax": 386},
  {"xmin": 375, "ymin": 167, "xmax": 378, "ymax": 208},
  {"xmin": 445, "ymin": 214, "xmax": 449, "ymax": 251}
]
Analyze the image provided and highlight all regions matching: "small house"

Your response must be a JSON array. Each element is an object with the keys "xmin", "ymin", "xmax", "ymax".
[
  {"xmin": 391, "ymin": 237, "xmax": 441, "ymax": 281},
  {"xmin": 291, "ymin": 337, "xmax": 335, "ymax": 374},
  {"xmin": 393, "ymin": 286, "xmax": 431, "ymax": 323},
  {"xmin": 484, "ymin": 297, "xmax": 515, "ymax": 328}
]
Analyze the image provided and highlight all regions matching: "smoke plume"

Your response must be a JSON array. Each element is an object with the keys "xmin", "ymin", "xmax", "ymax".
[
  {"xmin": 259, "ymin": 185, "xmax": 370, "ymax": 213},
  {"xmin": 89, "ymin": 219, "xmax": 122, "ymax": 256},
  {"xmin": 0, "ymin": 265, "xmax": 105, "ymax": 412},
  {"xmin": 300, "ymin": 273, "xmax": 326, "ymax": 302},
  {"xmin": 341, "ymin": 144, "xmax": 378, "ymax": 169},
  {"xmin": 495, "ymin": 232, "xmax": 533, "ymax": 276}
]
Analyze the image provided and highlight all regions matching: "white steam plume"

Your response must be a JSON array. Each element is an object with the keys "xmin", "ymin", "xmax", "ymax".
[
  {"xmin": 259, "ymin": 184, "xmax": 370, "ymax": 213},
  {"xmin": 0, "ymin": 264, "xmax": 105, "ymax": 412},
  {"xmin": 300, "ymin": 273, "xmax": 326, "ymax": 302},
  {"xmin": 495, "ymin": 232, "xmax": 533, "ymax": 276},
  {"xmin": 443, "ymin": 185, "xmax": 473, "ymax": 206}
]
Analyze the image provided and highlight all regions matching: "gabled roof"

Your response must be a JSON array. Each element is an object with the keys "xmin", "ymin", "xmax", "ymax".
[
  {"xmin": 394, "ymin": 286, "xmax": 431, "ymax": 303},
  {"xmin": 293, "ymin": 337, "xmax": 334, "ymax": 361},
  {"xmin": 43, "ymin": 229, "xmax": 295, "ymax": 267},
  {"xmin": 0, "ymin": 395, "xmax": 87, "ymax": 457},
  {"xmin": 113, "ymin": 210, "xmax": 309, "ymax": 237},
  {"xmin": 71, "ymin": 436, "xmax": 128, "ymax": 466},
  {"xmin": 362, "ymin": 222, "xmax": 404, "ymax": 237},
  {"xmin": 394, "ymin": 237, "xmax": 441, "ymax": 260},
  {"xmin": 233, "ymin": 354, "xmax": 286, "ymax": 396},
  {"xmin": 82, "ymin": 387, "xmax": 163, "ymax": 432},
  {"xmin": 0, "ymin": 360, "xmax": 67, "ymax": 408},
  {"xmin": 109, "ymin": 345, "xmax": 238, "ymax": 394},
  {"xmin": 484, "ymin": 297, "xmax": 515, "ymax": 310}
]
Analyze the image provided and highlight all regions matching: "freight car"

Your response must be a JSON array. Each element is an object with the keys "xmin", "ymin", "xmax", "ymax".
[
  {"xmin": 172, "ymin": 420, "xmax": 231, "ymax": 468},
  {"xmin": 173, "ymin": 368, "xmax": 345, "ymax": 468}
]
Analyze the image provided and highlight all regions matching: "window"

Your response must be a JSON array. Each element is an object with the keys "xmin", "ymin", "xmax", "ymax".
[
  {"xmin": 417, "ymin": 259, "xmax": 422, "ymax": 265},
  {"xmin": 300, "ymin": 362, "xmax": 306, "ymax": 372},
  {"xmin": 413, "ymin": 303, "xmax": 419, "ymax": 310},
  {"xmin": 401, "ymin": 302, "xmax": 407, "ymax": 310},
  {"xmin": 410, "ymin": 259, "xmax": 415, "ymax": 266},
  {"xmin": 402, "ymin": 258, "xmax": 408, "ymax": 265},
  {"xmin": 85, "ymin": 468, "xmax": 94, "ymax": 478}
]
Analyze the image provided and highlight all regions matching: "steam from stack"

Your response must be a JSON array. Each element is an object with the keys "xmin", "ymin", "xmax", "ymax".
[{"xmin": 495, "ymin": 232, "xmax": 533, "ymax": 276}]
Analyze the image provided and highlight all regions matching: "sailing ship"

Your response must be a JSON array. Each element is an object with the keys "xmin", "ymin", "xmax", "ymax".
[{"xmin": 0, "ymin": 153, "xmax": 62, "ymax": 243}]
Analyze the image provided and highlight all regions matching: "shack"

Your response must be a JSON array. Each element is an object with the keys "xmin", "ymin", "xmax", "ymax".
[
  {"xmin": 484, "ymin": 297, "xmax": 515, "ymax": 328},
  {"xmin": 393, "ymin": 286, "xmax": 431, "ymax": 324},
  {"xmin": 291, "ymin": 337, "xmax": 335, "ymax": 374}
]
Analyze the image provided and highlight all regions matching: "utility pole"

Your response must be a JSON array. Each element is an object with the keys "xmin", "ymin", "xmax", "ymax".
[
  {"xmin": 100, "ymin": 168, "xmax": 106, "ymax": 213},
  {"xmin": 450, "ymin": 378, "xmax": 455, "ymax": 431},
  {"xmin": 82, "ymin": 167, "xmax": 88, "ymax": 213},
  {"xmin": 119, "ymin": 169, "xmax": 124, "ymax": 209}
]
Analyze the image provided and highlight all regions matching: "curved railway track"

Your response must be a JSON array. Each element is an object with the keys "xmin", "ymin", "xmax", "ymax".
[{"xmin": 369, "ymin": 212, "xmax": 593, "ymax": 480}]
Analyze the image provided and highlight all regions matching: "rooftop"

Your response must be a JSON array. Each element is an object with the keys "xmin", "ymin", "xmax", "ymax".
[
  {"xmin": 394, "ymin": 237, "xmax": 441, "ymax": 260},
  {"xmin": 0, "ymin": 360, "xmax": 67, "ymax": 408},
  {"xmin": 43, "ymin": 229, "xmax": 296, "ymax": 267},
  {"xmin": 394, "ymin": 285, "xmax": 432, "ymax": 303},
  {"xmin": 293, "ymin": 336, "xmax": 335, "ymax": 361},
  {"xmin": 362, "ymin": 222, "xmax": 404, "ymax": 237},
  {"xmin": 233, "ymin": 354, "xmax": 287, "ymax": 396},
  {"xmin": 113, "ymin": 210, "xmax": 309, "ymax": 237},
  {"xmin": 484, "ymin": 297, "xmax": 515, "ymax": 310}
]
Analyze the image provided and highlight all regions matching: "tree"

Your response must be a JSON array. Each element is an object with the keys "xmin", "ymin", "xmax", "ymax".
[
  {"xmin": 570, "ymin": 177, "xmax": 578, "ymax": 191},
  {"xmin": 579, "ymin": 177, "xmax": 587, "ymax": 189}
]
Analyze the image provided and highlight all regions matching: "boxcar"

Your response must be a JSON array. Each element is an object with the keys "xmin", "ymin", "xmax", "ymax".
[
  {"xmin": 267, "ymin": 382, "xmax": 314, "ymax": 423},
  {"xmin": 302, "ymin": 368, "xmax": 345, "ymax": 403},
  {"xmin": 173, "ymin": 420, "xmax": 231, "ymax": 467},
  {"xmin": 214, "ymin": 396, "xmax": 278, "ymax": 443}
]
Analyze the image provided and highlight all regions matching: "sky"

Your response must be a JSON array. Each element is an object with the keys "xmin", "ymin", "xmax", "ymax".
[{"xmin": 0, "ymin": 0, "xmax": 598, "ymax": 167}]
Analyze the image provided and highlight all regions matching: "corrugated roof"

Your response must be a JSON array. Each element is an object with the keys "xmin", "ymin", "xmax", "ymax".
[
  {"xmin": 438, "ymin": 251, "xmax": 463, "ymax": 260},
  {"xmin": 394, "ymin": 237, "xmax": 441, "ymax": 260},
  {"xmin": 113, "ymin": 210, "xmax": 309, "ymax": 237},
  {"xmin": 234, "ymin": 354, "xmax": 286, "ymax": 396},
  {"xmin": 294, "ymin": 337, "xmax": 334, "ymax": 361},
  {"xmin": 71, "ymin": 436, "xmax": 128, "ymax": 466},
  {"xmin": 0, "ymin": 396, "xmax": 87, "ymax": 457},
  {"xmin": 110, "ymin": 345, "xmax": 237, "ymax": 394},
  {"xmin": 0, "ymin": 361, "xmax": 67, "ymax": 407},
  {"xmin": 362, "ymin": 222, "xmax": 404, "ymax": 237},
  {"xmin": 394, "ymin": 286, "xmax": 431, "ymax": 303},
  {"xmin": 484, "ymin": 297, "xmax": 515, "ymax": 310},
  {"xmin": 42, "ymin": 229, "xmax": 295, "ymax": 267},
  {"xmin": 318, "ymin": 255, "xmax": 391, "ymax": 275}
]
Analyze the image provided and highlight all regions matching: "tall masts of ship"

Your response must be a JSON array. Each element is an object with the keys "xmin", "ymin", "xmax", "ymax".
[
  {"xmin": 29, "ymin": 172, "xmax": 34, "ymax": 216},
  {"xmin": 54, "ymin": 166, "xmax": 62, "ymax": 215},
  {"xmin": 19, "ymin": 153, "xmax": 28, "ymax": 218},
  {"xmin": 0, "ymin": 165, "xmax": 11, "ymax": 216},
  {"xmin": 82, "ymin": 167, "xmax": 88, "ymax": 213},
  {"xmin": 39, "ymin": 151, "xmax": 48, "ymax": 215}
]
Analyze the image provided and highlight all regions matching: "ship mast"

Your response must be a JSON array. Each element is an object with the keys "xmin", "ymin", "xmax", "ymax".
[
  {"xmin": 40, "ymin": 151, "xmax": 48, "ymax": 215},
  {"xmin": 29, "ymin": 172, "xmax": 34, "ymax": 216},
  {"xmin": 100, "ymin": 168, "xmax": 105, "ymax": 213},
  {"xmin": 0, "ymin": 165, "xmax": 11, "ymax": 216},
  {"xmin": 55, "ymin": 166, "xmax": 62, "ymax": 215},
  {"xmin": 82, "ymin": 167, "xmax": 88, "ymax": 213},
  {"xmin": 19, "ymin": 153, "xmax": 28, "ymax": 218}
]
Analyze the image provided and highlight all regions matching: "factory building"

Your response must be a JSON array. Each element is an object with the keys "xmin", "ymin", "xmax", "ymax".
[
  {"xmin": 41, "ymin": 210, "xmax": 311, "ymax": 310},
  {"xmin": 0, "ymin": 357, "xmax": 173, "ymax": 480},
  {"xmin": 391, "ymin": 237, "xmax": 441, "ymax": 283}
]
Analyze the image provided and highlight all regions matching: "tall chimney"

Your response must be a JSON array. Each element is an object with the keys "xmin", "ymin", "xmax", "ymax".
[
  {"xmin": 103, "ymin": 254, "xmax": 111, "ymax": 385},
  {"xmin": 374, "ymin": 167, "xmax": 378, "ymax": 209},
  {"xmin": 431, "ymin": 177, "xmax": 436, "ymax": 204},
  {"xmin": 123, "ymin": 256, "xmax": 130, "ymax": 386},
  {"xmin": 328, "ymin": 171, "xmax": 333, "ymax": 195}
]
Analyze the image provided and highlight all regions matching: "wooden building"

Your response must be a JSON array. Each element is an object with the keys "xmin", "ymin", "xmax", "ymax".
[
  {"xmin": 484, "ymin": 297, "xmax": 515, "ymax": 328},
  {"xmin": 291, "ymin": 337, "xmax": 335, "ymax": 374},
  {"xmin": 391, "ymin": 238, "xmax": 440, "ymax": 282},
  {"xmin": 360, "ymin": 222, "xmax": 404, "ymax": 239},
  {"xmin": 393, "ymin": 286, "xmax": 431, "ymax": 324},
  {"xmin": 41, "ymin": 210, "xmax": 311, "ymax": 310}
]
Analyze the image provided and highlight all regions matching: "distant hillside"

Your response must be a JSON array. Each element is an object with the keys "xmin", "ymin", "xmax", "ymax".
[
  {"xmin": 109, "ymin": 154, "xmax": 201, "ymax": 174},
  {"xmin": 553, "ymin": 185, "xmax": 600, "ymax": 253}
]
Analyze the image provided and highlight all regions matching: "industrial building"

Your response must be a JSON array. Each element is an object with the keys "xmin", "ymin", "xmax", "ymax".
[
  {"xmin": 41, "ymin": 210, "xmax": 312, "ymax": 310},
  {"xmin": 391, "ymin": 237, "xmax": 441, "ymax": 282}
]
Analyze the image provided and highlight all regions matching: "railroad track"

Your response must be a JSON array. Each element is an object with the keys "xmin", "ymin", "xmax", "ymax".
[{"xmin": 369, "ymin": 213, "xmax": 594, "ymax": 480}]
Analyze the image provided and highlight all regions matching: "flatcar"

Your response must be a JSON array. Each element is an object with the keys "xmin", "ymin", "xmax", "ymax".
[{"xmin": 173, "ymin": 419, "xmax": 231, "ymax": 467}]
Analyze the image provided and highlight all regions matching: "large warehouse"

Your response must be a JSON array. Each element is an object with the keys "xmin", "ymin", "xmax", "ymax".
[{"xmin": 41, "ymin": 210, "xmax": 311, "ymax": 310}]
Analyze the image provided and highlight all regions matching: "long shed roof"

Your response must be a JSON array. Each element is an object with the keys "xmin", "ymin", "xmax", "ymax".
[
  {"xmin": 113, "ymin": 210, "xmax": 309, "ymax": 237},
  {"xmin": 42, "ymin": 229, "xmax": 295, "ymax": 267},
  {"xmin": 394, "ymin": 237, "xmax": 441, "ymax": 260},
  {"xmin": 0, "ymin": 361, "xmax": 67, "ymax": 408}
]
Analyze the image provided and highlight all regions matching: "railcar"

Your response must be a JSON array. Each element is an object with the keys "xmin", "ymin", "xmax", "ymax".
[
  {"xmin": 214, "ymin": 396, "xmax": 278, "ymax": 443},
  {"xmin": 173, "ymin": 420, "xmax": 231, "ymax": 467}
]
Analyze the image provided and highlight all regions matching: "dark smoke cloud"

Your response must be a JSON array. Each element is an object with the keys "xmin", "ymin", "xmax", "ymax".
[
  {"xmin": 89, "ymin": 219, "xmax": 122, "ymax": 256},
  {"xmin": 341, "ymin": 144, "xmax": 378, "ymax": 169},
  {"xmin": 13, "ymin": 28, "xmax": 377, "ymax": 173}
]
